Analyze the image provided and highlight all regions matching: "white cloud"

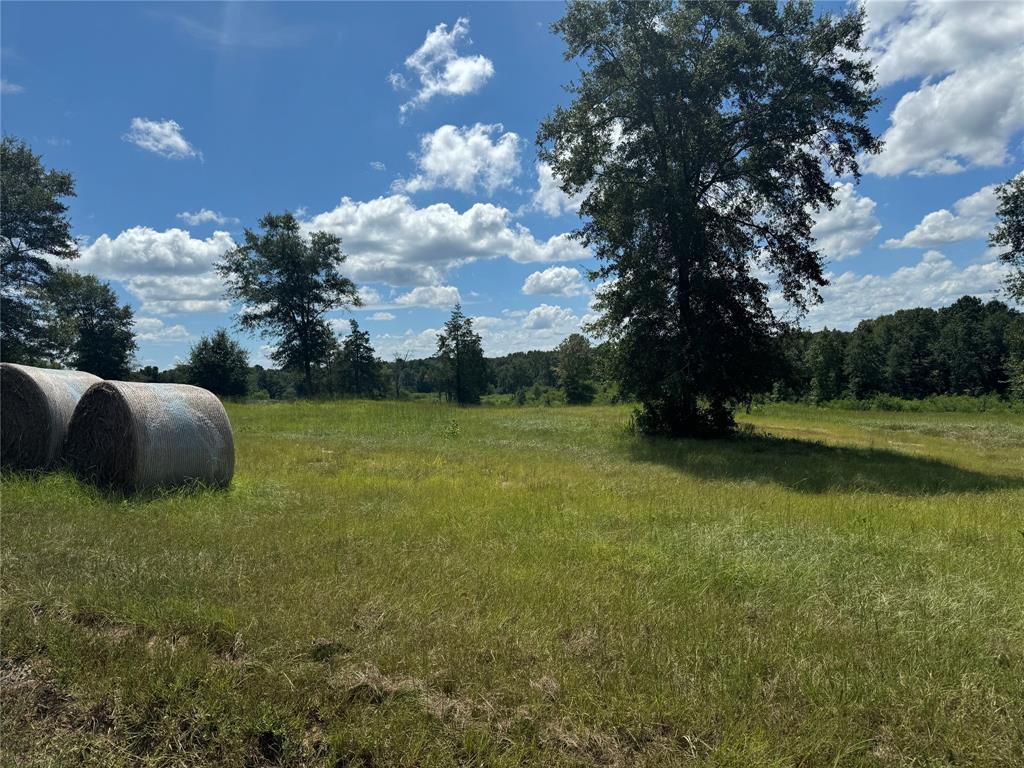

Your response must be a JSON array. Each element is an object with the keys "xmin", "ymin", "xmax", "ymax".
[
  {"xmin": 78, "ymin": 227, "xmax": 234, "ymax": 314},
  {"xmin": 810, "ymin": 182, "xmax": 881, "ymax": 261},
  {"xmin": 522, "ymin": 266, "xmax": 589, "ymax": 297},
  {"xmin": 177, "ymin": 209, "xmax": 237, "ymax": 227},
  {"xmin": 1, "ymin": 79, "xmax": 24, "ymax": 94},
  {"xmin": 302, "ymin": 195, "xmax": 588, "ymax": 286},
  {"xmin": 123, "ymin": 117, "xmax": 202, "ymax": 160},
  {"xmin": 372, "ymin": 328, "xmax": 440, "ymax": 359},
  {"xmin": 885, "ymin": 181, "xmax": 1003, "ymax": 249},
  {"xmin": 394, "ymin": 285, "xmax": 461, "ymax": 307},
  {"xmin": 804, "ymin": 250, "xmax": 1011, "ymax": 330},
  {"xmin": 124, "ymin": 274, "xmax": 230, "ymax": 315},
  {"xmin": 522, "ymin": 303, "xmax": 578, "ymax": 330},
  {"xmin": 358, "ymin": 287, "xmax": 384, "ymax": 306},
  {"xmin": 369, "ymin": 161, "xmax": 386, "ymax": 172},
  {"xmin": 79, "ymin": 227, "xmax": 234, "ymax": 278},
  {"xmin": 369, "ymin": 311, "xmax": 396, "ymax": 321},
  {"xmin": 372, "ymin": 303, "xmax": 589, "ymax": 359},
  {"xmin": 133, "ymin": 317, "xmax": 193, "ymax": 343},
  {"xmin": 530, "ymin": 162, "xmax": 586, "ymax": 218},
  {"xmin": 865, "ymin": 1, "xmax": 1024, "ymax": 87},
  {"xmin": 864, "ymin": 2, "xmax": 1024, "ymax": 176},
  {"xmin": 391, "ymin": 17, "xmax": 494, "ymax": 116},
  {"xmin": 475, "ymin": 305, "xmax": 584, "ymax": 355},
  {"xmin": 396, "ymin": 124, "xmax": 521, "ymax": 195}
]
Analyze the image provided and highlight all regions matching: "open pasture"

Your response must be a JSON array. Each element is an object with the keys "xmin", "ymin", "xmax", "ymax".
[{"xmin": 2, "ymin": 401, "xmax": 1022, "ymax": 767}]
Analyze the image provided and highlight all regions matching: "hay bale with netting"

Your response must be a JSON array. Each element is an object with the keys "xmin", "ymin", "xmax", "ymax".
[
  {"xmin": 65, "ymin": 381, "xmax": 235, "ymax": 493},
  {"xmin": 1, "ymin": 363, "xmax": 103, "ymax": 471}
]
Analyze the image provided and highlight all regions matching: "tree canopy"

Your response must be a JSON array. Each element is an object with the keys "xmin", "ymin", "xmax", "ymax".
[
  {"xmin": 990, "ymin": 173, "xmax": 1024, "ymax": 301},
  {"xmin": 217, "ymin": 212, "xmax": 360, "ymax": 394},
  {"xmin": 436, "ymin": 304, "xmax": 487, "ymax": 405},
  {"xmin": 334, "ymin": 319, "xmax": 382, "ymax": 397},
  {"xmin": 556, "ymin": 333, "xmax": 596, "ymax": 404},
  {"xmin": 1, "ymin": 136, "xmax": 79, "ymax": 363},
  {"xmin": 539, "ymin": 0, "xmax": 880, "ymax": 435},
  {"xmin": 47, "ymin": 269, "xmax": 136, "ymax": 379},
  {"xmin": 186, "ymin": 329, "xmax": 250, "ymax": 397}
]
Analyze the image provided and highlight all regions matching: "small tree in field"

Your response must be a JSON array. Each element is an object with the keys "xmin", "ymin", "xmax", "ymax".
[
  {"xmin": 186, "ymin": 329, "xmax": 250, "ymax": 397},
  {"xmin": 47, "ymin": 270, "xmax": 136, "ymax": 379},
  {"xmin": 1, "ymin": 137, "xmax": 79, "ymax": 363},
  {"xmin": 437, "ymin": 304, "xmax": 487, "ymax": 405},
  {"xmin": 539, "ymin": 0, "xmax": 880, "ymax": 436},
  {"xmin": 217, "ymin": 212, "xmax": 360, "ymax": 395},
  {"xmin": 990, "ymin": 173, "xmax": 1024, "ymax": 302},
  {"xmin": 556, "ymin": 333, "xmax": 596, "ymax": 404},
  {"xmin": 336, "ymin": 319, "xmax": 381, "ymax": 397}
]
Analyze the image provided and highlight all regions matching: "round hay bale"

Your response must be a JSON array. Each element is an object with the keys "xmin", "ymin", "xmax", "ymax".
[
  {"xmin": 1, "ymin": 363, "xmax": 102, "ymax": 471},
  {"xmin": 64, "ymin": 381, "xmax": 234, "ymax": 493}
]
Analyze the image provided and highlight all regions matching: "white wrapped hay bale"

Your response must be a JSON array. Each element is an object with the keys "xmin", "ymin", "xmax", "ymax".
[
  {"xmin": 1, "ymin": 362, "xmax": 102, "ymax": 471},
  {"xmin": 65, "ymin": 381, "xmax": 235, "ymax": 493}
]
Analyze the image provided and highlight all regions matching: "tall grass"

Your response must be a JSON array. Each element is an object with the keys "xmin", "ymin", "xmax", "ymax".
[{"xmin": 2, "ymin": 401, "xmax": 1022, "ymax": 767}]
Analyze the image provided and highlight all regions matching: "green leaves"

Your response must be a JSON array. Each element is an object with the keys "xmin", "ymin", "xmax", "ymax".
[
  {"xmin": 1, "ymin": 137, "xmax": 80, "ymax": 364},
  {"xmin": 990, "ymin": 174, "xmax": 1024, "ymax": 301},
  {"xmin": 186, "ymin": 329, "xmax": 250, "ymax": 397},
  {"xmin": 539, "ymin": 0, "xmax": 880, "ymax": 435},
  {"xmin": 217, "ymin": 212, "xmax": 361, "ymax": 394},
  {"xmin": 436, "ymin": 304, "xmax": 487, "ymax": 405}
]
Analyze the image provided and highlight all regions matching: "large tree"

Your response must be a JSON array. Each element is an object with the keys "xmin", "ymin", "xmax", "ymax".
[
  {"xmin": 217, "ymin": 212, "xmax": 360, "ymax": 395},
  {"xmin": 436, "ymin": 304, "xmax": 487, "ymax": 405},
  {"xmin": 990, "ymin": 173, "xmax": 1024, "ymax": 302},
  {"xmin": 1, "ymin": 137, "xmax": 79, "ymax": 363},
  {"xmin": 186, "ymin": 328, "xmax": 250, "ymax": 397},
  {"xmin": 47, "ymin": 270, "xmax": 136, "ymax": 379},
  {"xmin": 539, "ymin": 0, "xmax": 880, "ymax": 435}
]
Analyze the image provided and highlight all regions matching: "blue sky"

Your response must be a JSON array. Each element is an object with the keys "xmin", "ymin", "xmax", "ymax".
[{"xmin": 2, "ymin": 1, "xmax": 1022, "ymax": 368}]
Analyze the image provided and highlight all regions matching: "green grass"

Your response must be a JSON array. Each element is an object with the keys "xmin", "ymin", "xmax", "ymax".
[{"xmin": 2, "ymin": 401, "xmax": 1022, "ymax": 767}]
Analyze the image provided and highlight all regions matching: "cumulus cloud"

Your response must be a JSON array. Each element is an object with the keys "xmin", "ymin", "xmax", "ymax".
[
  {"xmin": 475, "ymin": 305, "xmax": 585, "ymax": 355},
  {"xmin": 885, "ymin": 181, "xmax": 1003, "ymax": 249},
  {"xmin": 123, "ymin": 117, "xmax": 202, "ymax": 160},
  {"xmin": 521, "ymin": 303, "xmax": 578, "ymax": 330},
  {"xmin": 125, "ymin": 274, "xmax": 230, "ymax": 315},
  {"xmin": 864, "ymin": 2, "xmax": 1024, "ymax": 176},
  {"xmin": 395, "ymin": 124, "xmax": 521, "ymax": 195},
  {"xmin": 372, "ymin": 303, "xmax": 590, "ymax": 359},
  {"xmin": 78, "ymin": 227, "xmax": 234, "ymax": 278},
  {"xmin": 372, "ymin": 328, "xmax": 441, "ymax": 359},
  {"xmin": 302, "ymin": 195, "xmax": 588, "ymax": 286},
  {"xmin": 804, "ymin": 250, "xmax": 1011, "ymax": 330},
  {"xmin": 810, "ymin": 182, "xmax": 881, "ymax": 261},
  {"xmin": 133, "ymin": 316, "xmax": 193, "ymax": 343},
  {"xmin": 177, "ymin": 208, "xmax": 237, "ymax": 227},
  {"xmin": 369, "ymin": 311, "xmax": 396, "ymax": 321},
  {"xmin": 369, "ymin": 161, "xmax": 386, "ymax": 172},
  {"xmin": 394, "ymin": 284, "xmax": 461, "ymax": 307},
  {"xmin": 1, "ymin": 79, "xmax": 24, "ymax": 94},
  {"xmin": 521, "ymin": 266, "xmax": 589, "ymax": 297},
  {"xmin": 530, "ymin": 162, "xmax": 585, "ymax": 218},
  {"xmin": 391, "ymin": 17, "xmax": 493, "ymax": 116},
  {"xmin": 866, "ymin": 1, "xmax": 1024, "ymax": 87},
  {"xmin": 78, "ymin": 227, "xmax": 234, "ymax": 314}
]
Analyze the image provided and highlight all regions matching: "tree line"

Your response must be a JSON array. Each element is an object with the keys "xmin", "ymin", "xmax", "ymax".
[{"xmin": 5, "ymin": 1, "xmax": 1024, "ymax": 434}]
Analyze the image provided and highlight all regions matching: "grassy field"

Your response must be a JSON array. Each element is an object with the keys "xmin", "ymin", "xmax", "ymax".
[{"xmin": 2, "ymin": 401, "xmax": 1022, "ymax": 767}]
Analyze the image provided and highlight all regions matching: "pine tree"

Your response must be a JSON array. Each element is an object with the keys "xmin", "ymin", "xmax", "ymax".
[{"xmin": 436, "ymin": 304, "xmax": 487, "ymax": 405}]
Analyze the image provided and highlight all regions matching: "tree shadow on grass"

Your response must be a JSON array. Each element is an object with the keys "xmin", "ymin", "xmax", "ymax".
[{"xmin": 626, "ymin": 428, "xmax": 1022, "ymax": 496}]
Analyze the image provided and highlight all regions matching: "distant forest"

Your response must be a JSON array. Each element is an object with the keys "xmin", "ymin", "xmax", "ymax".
[{"xmin": 139, "ymin": 294, "xmax": 1023, "ymax": 405}]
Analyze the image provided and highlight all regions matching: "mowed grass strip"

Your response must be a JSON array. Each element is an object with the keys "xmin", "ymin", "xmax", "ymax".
[{"xmin": 2, "ymin": 401, "xmax": 1022, "ymax": 767}]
